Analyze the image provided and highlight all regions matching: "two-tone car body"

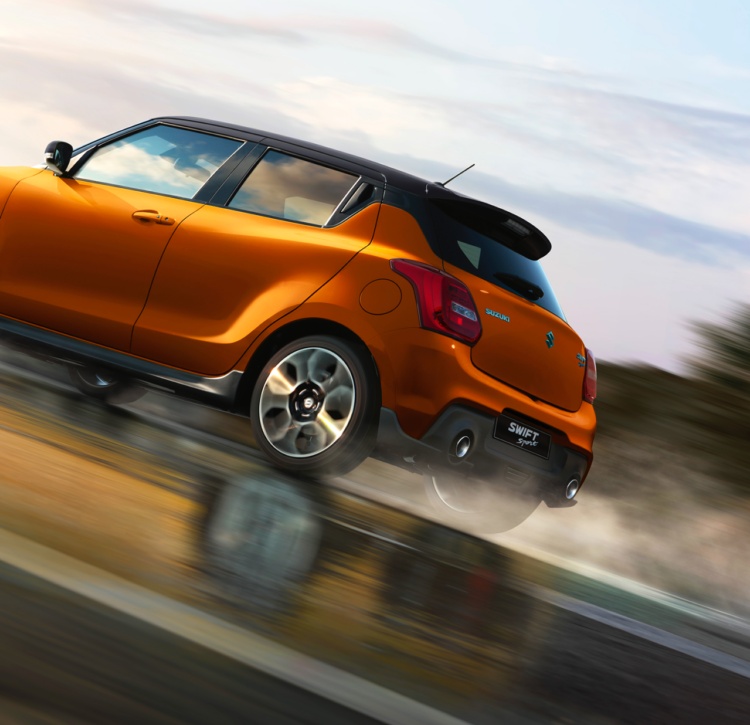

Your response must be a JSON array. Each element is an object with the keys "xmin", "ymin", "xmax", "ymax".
[{"xmin": 0, "ymin": 117, "xmax": 596, "ymax": 530}]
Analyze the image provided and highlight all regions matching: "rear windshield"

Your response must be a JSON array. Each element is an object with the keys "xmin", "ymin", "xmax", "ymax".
[{"xmin": 430, "ymin": 203, "xmax": 565, "ymax": 320}]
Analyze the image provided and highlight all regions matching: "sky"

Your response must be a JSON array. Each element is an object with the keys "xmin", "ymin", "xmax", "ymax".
[{"xmin": 1, "ymin": 0, "xmax": 748, "ymax": 372}]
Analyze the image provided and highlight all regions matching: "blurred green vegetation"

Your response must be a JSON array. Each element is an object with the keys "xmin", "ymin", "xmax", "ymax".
[{"xmin": 595, "ymin": 302, "xmax": 750, "ymax": 497}]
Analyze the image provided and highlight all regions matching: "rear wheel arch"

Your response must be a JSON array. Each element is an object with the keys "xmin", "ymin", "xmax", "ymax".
[{"xmin": 233, "ymin": 318, "xmax": 382, "ymax": 415}]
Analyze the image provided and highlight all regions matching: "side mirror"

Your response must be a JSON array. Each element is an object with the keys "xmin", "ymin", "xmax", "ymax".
[{"xmin": 44, "ymin": 140, "xmax": 73, "ymax": 176}]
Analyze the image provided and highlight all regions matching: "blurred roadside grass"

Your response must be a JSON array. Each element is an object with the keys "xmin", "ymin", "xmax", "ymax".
[{"xmin": 596, "ymin": 302, "xmax": 750, "ymax": 499}]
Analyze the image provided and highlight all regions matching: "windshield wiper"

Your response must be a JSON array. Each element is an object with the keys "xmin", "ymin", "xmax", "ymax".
[{"xmin": 494, "ymin": 272, "xmax": 544, "ymax": 301}]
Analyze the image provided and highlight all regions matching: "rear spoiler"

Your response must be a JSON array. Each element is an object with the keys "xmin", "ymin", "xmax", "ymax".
[{"xmin": 427, "ymin": 185, "xmax": 551, "ymax": 260}]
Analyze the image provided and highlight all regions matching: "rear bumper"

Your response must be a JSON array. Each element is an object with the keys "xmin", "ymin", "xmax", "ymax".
[{"xmin": 373, "ymin": 406, "xmax": 590, "ymax": 507}]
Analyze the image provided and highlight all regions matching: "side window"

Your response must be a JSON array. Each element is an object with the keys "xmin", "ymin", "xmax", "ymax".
[
  {"xmin": 75, "ymin": 125, "xmax": 243, "ymax": 199},
  {"xmin": 228, "ymin": 150, "xmax": 357, "ymax": 226}
]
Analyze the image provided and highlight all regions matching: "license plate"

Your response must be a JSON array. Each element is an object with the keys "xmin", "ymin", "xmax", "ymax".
[{"xmin": 494, "ymin": 414, "xmax": 551, "ymax": 459}]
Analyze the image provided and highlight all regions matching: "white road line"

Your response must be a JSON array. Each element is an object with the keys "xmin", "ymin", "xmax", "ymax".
[
  {"xmin": 532, "ymin": 585, "xmax": 750, "ymax": 679},
  {"xmin": 0, "ymin": 527, "xmax": 468, "ymax": 725}
]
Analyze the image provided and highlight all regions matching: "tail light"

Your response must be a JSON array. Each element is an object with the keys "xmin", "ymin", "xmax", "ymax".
[
  {"xmin": 391, "ymin": 259, "xmax": 481, "ymax": 344},
  {"xmin": 583, "ymin": 348, "xmax": 597, "ymax": 403}
]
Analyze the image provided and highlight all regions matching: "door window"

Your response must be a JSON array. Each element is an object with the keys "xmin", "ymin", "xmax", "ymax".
[
  {"xmin": 228, "ymin": 150, "xmax": 357, "ymax": 226},
  {"xmin": 75, "ymin": 125, "xmax": 243, "ymax": 199}
]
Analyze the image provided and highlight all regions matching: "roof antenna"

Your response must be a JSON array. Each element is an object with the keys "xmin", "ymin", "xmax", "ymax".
[{"xmin": 437, "ymin": 163, "xmax": 475, "ymax": 187}]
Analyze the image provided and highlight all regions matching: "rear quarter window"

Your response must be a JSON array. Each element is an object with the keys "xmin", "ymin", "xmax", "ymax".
[{"xmin": 228, "ymin": 150, "xmax": 357, "ymax": 226}]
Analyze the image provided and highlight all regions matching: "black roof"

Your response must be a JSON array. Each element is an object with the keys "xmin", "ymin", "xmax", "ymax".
[
  {"xmin": 161, "ymin": 116, "xmax": 431, "ymax": 193},
  {"xmin": 82, "ymin": 115, "xmax": 552, "ymax": 259}
]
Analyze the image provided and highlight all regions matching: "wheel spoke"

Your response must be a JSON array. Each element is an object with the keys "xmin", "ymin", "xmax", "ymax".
[
  {"xmin": 259, "ymin": 391, "xmax": 289, "ymax": 417},
  {"xmin": 315, "ymin": 410, "xmax": 347, "ymax": 444},
  {"xmin": 265, "ymin": 365, "xmax": 297, "ymax": 397}
]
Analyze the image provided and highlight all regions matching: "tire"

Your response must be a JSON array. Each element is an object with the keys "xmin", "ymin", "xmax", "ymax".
[
  {"xmin": 423, "ymin": 471, "xmax": 540, "ymax": 534},
  {"xmin": 250, "ymin": 335, "xmax": 378, "ymax": 479},
  {"xmin": 68, "ymin": 365, "xmax": 145, "ymax": 405}
]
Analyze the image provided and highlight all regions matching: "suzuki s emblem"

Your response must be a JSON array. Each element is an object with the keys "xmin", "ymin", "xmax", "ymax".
[{"xmin": 545, "ymin": 331, "xmax": 555, "ymax": 349}]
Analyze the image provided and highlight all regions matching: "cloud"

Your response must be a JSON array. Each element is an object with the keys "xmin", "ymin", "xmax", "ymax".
[
  {"xmin": 47, "ymin": 0, "xmax": 605, "ymax": 84},
  {"xmin": 456, "ymin": 168, "xmax": 750, "ymax": 266},
  {"xmin": 0, "ymin": 42, "xmax": 308, "ymax": 150},
  {"xmin": 60, "ymin": 0, "xmax": 307, "ymax": 43},
  {"xmin": 541, "ymin": 83, "xmax": 750, "ymax": 165},
  {"xmin": 536, "ymin": 190, "xmax": 750, "ymax": 264}
]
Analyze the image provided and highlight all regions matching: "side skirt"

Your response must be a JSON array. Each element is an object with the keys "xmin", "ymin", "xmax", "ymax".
[{"xmin": 0, "ymin": 316, "xmax": 244, "ymax": 411}]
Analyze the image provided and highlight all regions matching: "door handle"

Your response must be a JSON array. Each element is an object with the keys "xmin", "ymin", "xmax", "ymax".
[{"xmin": 132, "ymin": 210, "xmax": 175, "ymax": 225}]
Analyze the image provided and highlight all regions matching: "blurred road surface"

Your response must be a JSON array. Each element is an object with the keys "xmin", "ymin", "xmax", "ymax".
[
  {"xmin": 0, "ymin": 353, "xmax": 748, "ymax": 723},
  {"xmin": 0, "ymin": 558, "xmax": 384, "ymax": 725}
]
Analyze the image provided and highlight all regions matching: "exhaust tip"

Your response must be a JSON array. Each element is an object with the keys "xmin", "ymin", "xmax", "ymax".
[
  {"xmin": 455, "ymin": 434, "xmax": 472, "ymax": 459},
  {"xmin": 565, "ymin": 478, "xmax": 581, "ymax": 500},
  {"xmin": 448, "ymin": 432, "xmax": 473, "ymax": 463}
]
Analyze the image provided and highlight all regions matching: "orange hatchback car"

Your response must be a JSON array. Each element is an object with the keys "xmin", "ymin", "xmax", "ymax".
[{"xmin": 0, "ymin": 117, "xmax": 596, "ymax": 530}]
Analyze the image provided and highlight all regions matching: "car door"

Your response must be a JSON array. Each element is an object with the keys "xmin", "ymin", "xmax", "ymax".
[
  {"xmin": 132, "ymin": 148, "xmax": 383, "ymax": 375},
  {"xmin": 0, "ymin": 124, "xmax": 244, "ymax": 351}
]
